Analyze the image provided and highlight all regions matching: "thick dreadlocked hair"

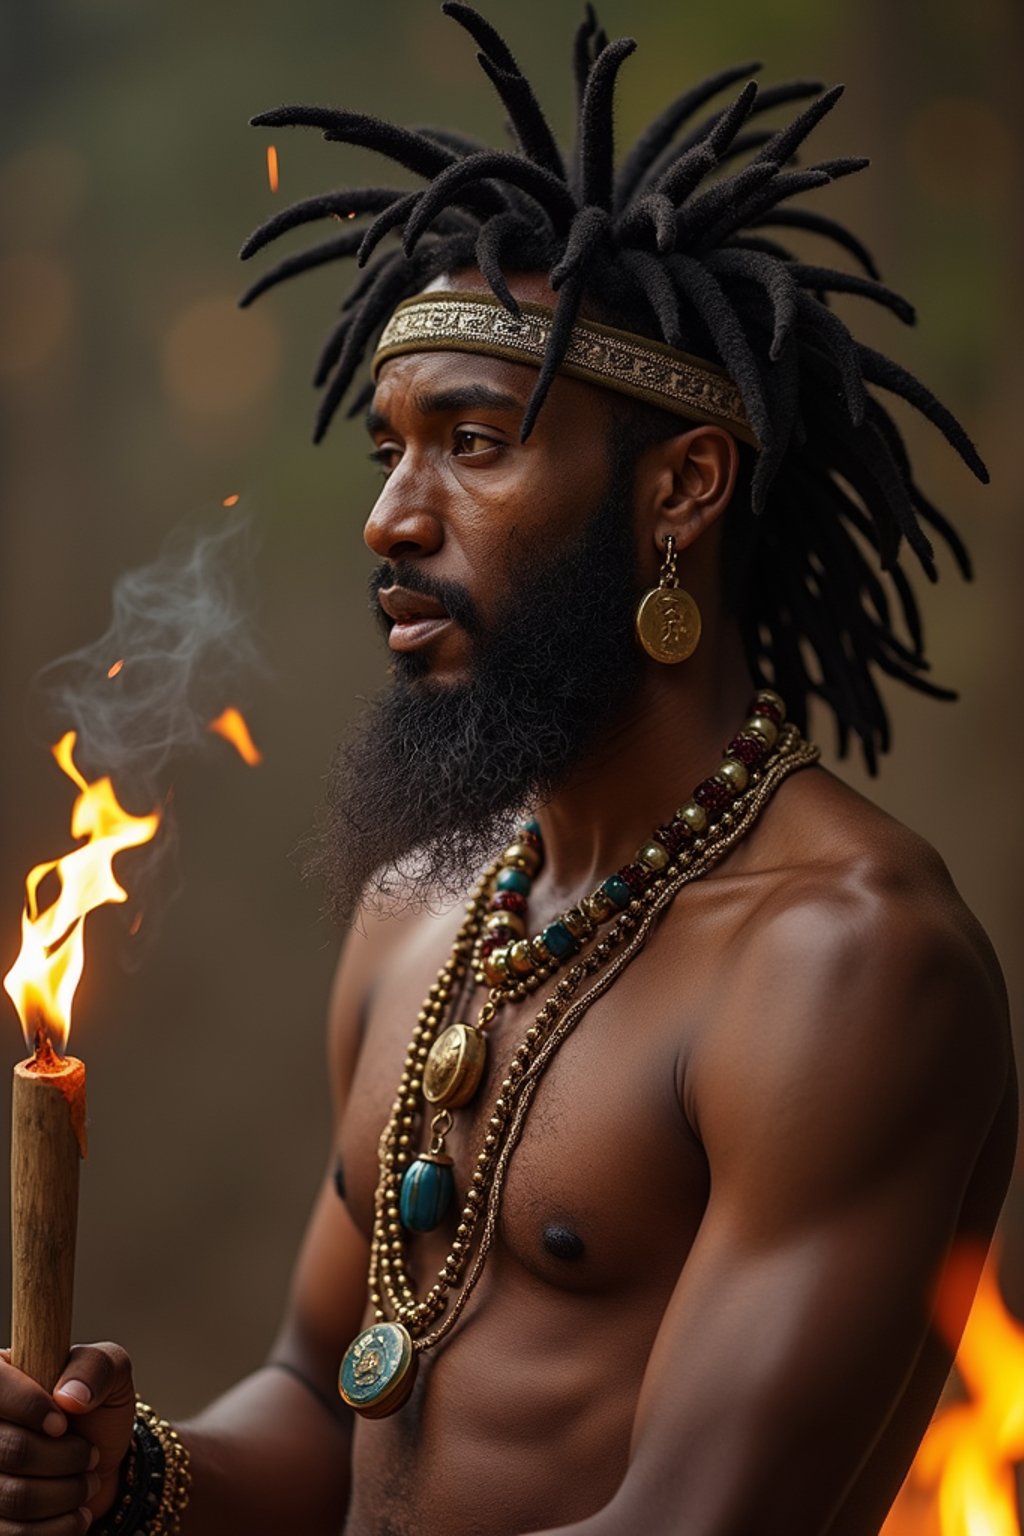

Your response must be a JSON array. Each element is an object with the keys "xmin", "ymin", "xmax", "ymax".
[{"xmin": 240, "ymin": 2, "xmax": 987, "ymax": 772}]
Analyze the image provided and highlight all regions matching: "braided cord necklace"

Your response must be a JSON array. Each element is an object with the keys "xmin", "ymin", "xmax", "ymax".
[{"xmin": 339, "ymin": 694, "xmax": 819, "ymax": 1417}]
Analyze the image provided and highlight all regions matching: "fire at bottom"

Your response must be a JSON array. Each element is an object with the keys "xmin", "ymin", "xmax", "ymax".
[{"xmin": 883, "ymin": 1244, "xmax": 1024, "ymax": 1536}]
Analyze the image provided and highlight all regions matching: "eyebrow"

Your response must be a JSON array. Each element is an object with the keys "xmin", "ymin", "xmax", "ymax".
[{"xmin": 365, "ymin": 382, "xmax": 523, "ymax": 436}]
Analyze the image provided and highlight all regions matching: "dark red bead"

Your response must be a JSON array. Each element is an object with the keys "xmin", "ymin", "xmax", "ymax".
[
  {"xmin": 656, "ymin": 819, "xmax": 692, "ymax": 856},
  {"xmin": 479, "ymin": 936, "xmax": 501, "ymax": 957},
  {"xmin": 490, "ymin": 891, "xmax": 527, "ymax": 916},
  {"xmin": 694, "ymin": 777, "xmax": 731, "ymax": 812},
  {"xmin": 753, "ymin": 699, "xmax": 782, "ymax": 725},
  {"xmin": 483, "ymin": 924, "xmax": 516, "ymax": 948},
  {"xmin": 618, "ymin": 862, "xmax": 649, "ymax": 894},
  {"xmin": 725, "ymin": 733, "xmax": 767, "ymax": 766}
]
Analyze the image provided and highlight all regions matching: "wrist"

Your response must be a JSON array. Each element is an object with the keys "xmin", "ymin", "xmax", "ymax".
[{"xmin": 92, "ymin": 1400, "xmax": 192, "ymax": 1535}]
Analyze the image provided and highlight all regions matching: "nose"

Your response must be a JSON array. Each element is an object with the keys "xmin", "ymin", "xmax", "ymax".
[{"xmin": 363, "ymin": 468, "xmax": 444, "ymax": 562}]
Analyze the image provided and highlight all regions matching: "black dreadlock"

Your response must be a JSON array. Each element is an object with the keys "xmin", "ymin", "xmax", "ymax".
[{"xmin": 240, "ymin": 2, "xmax": 987, "ymax": 772}]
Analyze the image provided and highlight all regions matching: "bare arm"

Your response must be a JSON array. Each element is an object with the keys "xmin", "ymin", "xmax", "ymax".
[
  {"xmin": 529, "ymin": 884, "xmax": 1013, "ymax": 1536},
  {"xmin": 176, "ymin": 917, "xmax": 383, "ymax": 1535}
]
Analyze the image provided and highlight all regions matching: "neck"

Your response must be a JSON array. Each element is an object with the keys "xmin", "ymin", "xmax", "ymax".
[{"xmin": 531, "ymin": 616, "xmax": 754, "ymax": 902}]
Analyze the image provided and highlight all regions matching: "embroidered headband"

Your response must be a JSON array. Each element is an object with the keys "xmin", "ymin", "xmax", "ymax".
[{"xmin": 371, "ymin": 291, "xmax": 759, "ymax": 448}]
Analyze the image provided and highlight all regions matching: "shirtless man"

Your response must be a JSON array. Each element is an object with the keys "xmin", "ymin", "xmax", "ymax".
[{"xmin": 0, "ymin": 9, "xmax": 1014, "ymax": 1535}]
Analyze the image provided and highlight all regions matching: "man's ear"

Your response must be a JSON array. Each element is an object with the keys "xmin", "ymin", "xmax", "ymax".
[{"xmin": 640, "ymin": 425, "xmax": 739, "ymax": 555}]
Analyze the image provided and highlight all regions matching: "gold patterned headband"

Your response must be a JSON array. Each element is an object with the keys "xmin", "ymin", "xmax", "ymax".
[{"xmin": 371, "ymin": 290, "xmax": 758, "ymax": 447}]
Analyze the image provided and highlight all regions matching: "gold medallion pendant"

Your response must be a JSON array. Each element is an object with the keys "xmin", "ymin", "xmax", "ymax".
[
  {"xmin": 423, "ymin": 1023, "xmax": 487, "ymax": 1108},
  {"xmin": 634, "ymin": 586, "xmax": 702, "ymax": 664},
  {"xmin": 338, "ymin": 1322, "xmax": 418, "ymax": 1418}
]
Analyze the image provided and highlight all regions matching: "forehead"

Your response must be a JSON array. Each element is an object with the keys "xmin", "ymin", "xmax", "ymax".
[
  {"xmin": 372, "ymin": 348, "xmax": 536, "ymax": 409},
  {"xmin": 370, "ymin": 342, "xmax": 616, "ymax": 433}
]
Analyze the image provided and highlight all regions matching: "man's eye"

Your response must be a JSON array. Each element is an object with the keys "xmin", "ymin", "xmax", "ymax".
[
  {"xmin": 368, "ymin": 446, "xmax": 401, "ymax": 476},
  {"xmin": 453, "ymin": 430, "xmax": 499, "ymax": 456}
]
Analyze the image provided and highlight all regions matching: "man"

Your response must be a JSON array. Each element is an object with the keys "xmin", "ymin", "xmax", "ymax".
[{"xmin": 0, "ymin": 7, "xmax": 1014, "ymax": 1534}]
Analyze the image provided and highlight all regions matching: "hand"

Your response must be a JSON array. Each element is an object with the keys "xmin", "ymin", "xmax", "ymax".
[{"xmin": 0, "ymin": 1343, "xmax": 136, "ymax": 1532}]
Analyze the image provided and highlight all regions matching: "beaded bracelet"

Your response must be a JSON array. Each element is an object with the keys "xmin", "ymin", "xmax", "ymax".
[{"xmin": 92, "ymin": 1401, "xmax": 192, "ymax": 1535}]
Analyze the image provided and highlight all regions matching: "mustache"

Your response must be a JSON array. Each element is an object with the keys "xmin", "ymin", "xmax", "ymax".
[{"xmin": 368, "ymin": 561, "xmax": 481, "ymax": 636}]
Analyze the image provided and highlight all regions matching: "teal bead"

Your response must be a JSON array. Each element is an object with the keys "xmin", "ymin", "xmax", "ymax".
[
  {"xmin": 496, "ymin": 867, "xmax": 531, "ymax": 896},
  {"xmin": 523, "ymin": 817, "xmax": 542, "ymax": 836},
  {"xmin": 541, "ymin": 921, "xmax": 578, "ymax": 959},
  {"xmin": 602, "ymin": 875, "xmax": 631, "ymax": 910},
  {"xmin": 400, "ymin": 1157, "xmax": 454, "ymax": 1233}
]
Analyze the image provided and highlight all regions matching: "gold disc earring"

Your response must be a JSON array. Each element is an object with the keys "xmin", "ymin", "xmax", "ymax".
[{"xmin": 635, "ymin": 534, "xmax": 702, "ymax": 663}]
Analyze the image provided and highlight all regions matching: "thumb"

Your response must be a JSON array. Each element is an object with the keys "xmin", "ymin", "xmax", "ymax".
[{"xmin": 53, "ymin": 1342, "xmax": 134, "ymax": 1414}]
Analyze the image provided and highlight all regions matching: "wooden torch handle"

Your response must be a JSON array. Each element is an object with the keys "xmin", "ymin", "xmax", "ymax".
[{"xmin": 10, "ymin": 1059, "xmax": 86, "ymax": 1391}]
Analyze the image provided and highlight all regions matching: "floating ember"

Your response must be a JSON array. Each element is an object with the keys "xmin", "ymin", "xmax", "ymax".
[{"xmin": 207, "ymin": 706, "xmax": 262, "ymax": 766}]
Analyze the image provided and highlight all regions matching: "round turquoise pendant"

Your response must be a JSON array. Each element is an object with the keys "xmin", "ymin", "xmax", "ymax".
[
  {"xmin": 400, "ymin": 1153, "xmax": 454, "ymax": 1233},
  {"xmin": 338, "ymin": 1322, "xmax": 417, "ymax": 1418}
]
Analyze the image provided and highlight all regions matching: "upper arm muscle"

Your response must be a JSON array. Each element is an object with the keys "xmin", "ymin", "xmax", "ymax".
[{"xmin": 613, "ymin": 886, "xmax": 1010, "ymax": 1535}]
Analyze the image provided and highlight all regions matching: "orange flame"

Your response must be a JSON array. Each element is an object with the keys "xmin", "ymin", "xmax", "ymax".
[
  {"xmin": 266, "ymin": 144, "xmax": 279, "ymax": 193},
  {"xmin": 222, "ymin": 493, "xmax": 240, "ymax": 508},
  {"xmin": 107, "ymin": 658, "xmax": 124, "ymax": 678},
  {"xmin": 882, "ymin": 1245, "xmax": 1024, "ymax": 1536},
  {"xmin": 207, "ymin": 707, "xmax": 262, "ymax": 766},
  {"xmin": 3, "ymin": 732, "xmax": 161, "ymax": 1056}
]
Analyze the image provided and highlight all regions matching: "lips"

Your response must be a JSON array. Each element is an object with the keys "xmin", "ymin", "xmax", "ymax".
[
  {"xmin": 378, "ymin": 587, "xmax": 449, "ymax": 624},
  {"xmin": 378, "ymin": 586, "xmax": 454, "ymax": 654}
]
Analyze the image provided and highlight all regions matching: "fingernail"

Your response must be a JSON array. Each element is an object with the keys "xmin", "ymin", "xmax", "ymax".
[
  {"xmin": 86, "ymin": 1473, "xmax": 101, "ymax": 1498},
  {"xmin": 79, "ymin": 1509, "xmax": 93, "ymax": 1531},
  {"xmin": 58, "ymin": 1380, "xmax": 92, "ymax": 1406},
  {"xmin": 88, "ymin": 1445, "xmax": 100, "ymax": 1470},
  {"xmin": 43, "ymin": 1410, "xmax": 67, "ymax": 1435}
]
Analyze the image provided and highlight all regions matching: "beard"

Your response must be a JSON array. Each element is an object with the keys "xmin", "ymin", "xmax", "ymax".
[{"xmin": 306, "ymin": 457, "xmax": 643, "ymax": 927}]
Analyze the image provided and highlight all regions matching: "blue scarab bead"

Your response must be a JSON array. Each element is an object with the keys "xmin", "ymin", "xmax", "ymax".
[
  {"xmin": 601, "ymin": 875, "xmax": 632, "ymax": 911},
  {"xmin": 400, "ymin": 1155, "xmax": 455, "ymax": 1233},
  {"xmin": 496, "ymin": 867, "xmax": 532, "ymax": 896},
  {"xmin": 541, "ymin": 921, "xmax": 578, "ymax": 960}
]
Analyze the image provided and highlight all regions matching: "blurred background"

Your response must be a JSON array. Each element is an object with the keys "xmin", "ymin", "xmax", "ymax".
[{"xmin": 0, "ymin": 0, "xmax": 1021, "ymax": 1453}]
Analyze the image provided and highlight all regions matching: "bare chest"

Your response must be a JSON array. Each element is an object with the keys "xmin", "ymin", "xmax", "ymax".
[{"xmin": 336, "ymin": 898, "xmax": 733, "ymax": 1298}]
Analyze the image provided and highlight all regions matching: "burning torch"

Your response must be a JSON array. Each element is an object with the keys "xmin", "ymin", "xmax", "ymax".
[{"xmin": 4, "ymin": 731, "xmax": 161, "ymax": 1390}]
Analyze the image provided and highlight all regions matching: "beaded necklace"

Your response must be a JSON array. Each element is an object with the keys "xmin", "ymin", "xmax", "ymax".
[{"xmin": 339, "ymin": 691, "xmax": 819, "ymax": 1418}]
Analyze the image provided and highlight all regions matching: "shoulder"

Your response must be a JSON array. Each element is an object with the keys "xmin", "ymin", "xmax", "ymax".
[
  {"xmin": 690, "ymin": 764, "xmax": 1012, "ymax": 1159},
  {"xmin": 727, "ymin": 761, "xmax": 1006, "ymax": 1002}
]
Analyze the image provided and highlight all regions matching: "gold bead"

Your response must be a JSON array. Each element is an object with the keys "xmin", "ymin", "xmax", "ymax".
[
  {"xmin": 483, "ymin": 951, "xmax": 511, "ymax": 985},
  {"xmin": 716, "ymin": 757, "xmax": 749, "ymax": 792},
  {"xmin": 502, "ymin": 843, "xmax": 541, "ymax": 876},
  {"xmin": 508, "ymin": 939, "xmax": 534, "ymax": 975},
  {"xmin": 561, "ymin": 905, "xmax": 592, "ymax": 940},
  {"xmin": 530, "ymin": 936, "xmax": 553, "ymax": 965},
  {"xmin": 744, "ymin": 713, "xmax": 778, "ymax": 747},
  {"xmin": 755, "ymin": 687, "xmax": 786, "ymax": 718},
  {"xmin": 678, "ymin": 800, "xmax": 708, "ymax": 834},
  {"xmin": 639, "ymin": 839, "xmax": 668, "ymax": 871},
  {"xmin": 583, "ymin": 889, "xmax": 614, "ymax": 922},
  {"xmin": 486, "ymin": 909, "xmax": 525, "ymax": 937}
]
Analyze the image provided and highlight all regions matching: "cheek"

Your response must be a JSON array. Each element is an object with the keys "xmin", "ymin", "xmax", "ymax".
[{"xmin": 448, "ymin": 449, "xmax": 604, "ymax": 564}]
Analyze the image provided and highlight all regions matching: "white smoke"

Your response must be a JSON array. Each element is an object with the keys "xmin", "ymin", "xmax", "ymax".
[
  {"xmin": 36, "ymin": 518, "xmax": 262, "ymax": 791},
  {"xmin": 30, "ymin": 518, "xmax": 264, "ymax": 950}
]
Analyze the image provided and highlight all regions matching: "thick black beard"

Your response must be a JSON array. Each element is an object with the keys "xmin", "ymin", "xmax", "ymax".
[{"xmin": 307, "ymin": 463, "xmax": 642, "ymax": 927}]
